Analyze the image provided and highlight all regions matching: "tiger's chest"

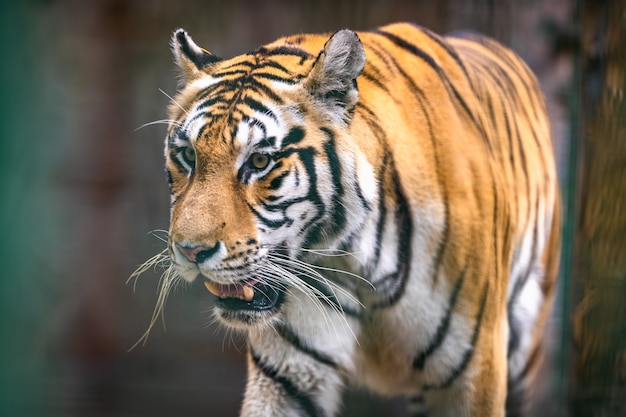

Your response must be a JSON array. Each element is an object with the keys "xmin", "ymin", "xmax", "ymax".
[
  {"xmin": 329, "ymin": 258, "xmax": 479, "ymax": 395},
  {"xmin": 352, "ymin": 313, "xmax": 425, "ymax": 395}
]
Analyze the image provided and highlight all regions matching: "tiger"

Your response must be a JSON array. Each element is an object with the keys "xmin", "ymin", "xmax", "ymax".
[{"xmin": 140, "ymin": 22, "xmax": 561, "ymax": 417}]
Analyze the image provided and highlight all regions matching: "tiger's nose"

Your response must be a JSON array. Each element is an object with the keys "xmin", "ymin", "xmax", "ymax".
[{"xmin": 175, "ymin": 241, "xmax": 222, "ymax": 264}]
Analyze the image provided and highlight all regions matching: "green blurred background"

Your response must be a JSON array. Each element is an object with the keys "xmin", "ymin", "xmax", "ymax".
[{"xmin": 1, "ymin": 1, "xmax": 624, "ymax": 416}]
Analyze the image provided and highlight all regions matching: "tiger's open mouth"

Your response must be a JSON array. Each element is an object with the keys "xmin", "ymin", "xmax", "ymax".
[{"xmin": 203, "ymin": 277, "xmax": 284, "ymax": 311}]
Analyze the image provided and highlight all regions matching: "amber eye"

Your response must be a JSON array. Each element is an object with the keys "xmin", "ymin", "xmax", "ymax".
[
  {"xmin": 250, "ymin": 153, "xmax": 270, "ymax": 170},
  {"xmin": 182, "ymin": 147, "xmax": 196, "ymax": 165}
]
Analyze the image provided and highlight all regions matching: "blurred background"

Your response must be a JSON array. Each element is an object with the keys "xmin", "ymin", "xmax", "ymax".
[{"xmin": 0, "ymin": 0, "xmax": 624, "ymax": 416}]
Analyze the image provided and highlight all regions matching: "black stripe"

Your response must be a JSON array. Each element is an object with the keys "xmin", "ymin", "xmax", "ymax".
[
  {"xmin": 256, "ymin": 133, "xmax": 274, "ymax": 147},
  {"xmin": 185, "ymin": 110, "xmax": 216, "ymax": 128},
  {"xmin": 373, "ymin": 29, "xmax": 440, "ymax": 76},
  {"xmin": 354, "ymin": 179, "xmax": 372, "ymax": 212},
  {"xmin": 366, "ymin": 39, "xmax": 398, "ymax": 76},
  {"xmin": 372, "ymin": 150, "xmax": 389, "ymax": 269},
  {"xmin": 251, "ymin": 350, "xmax": 323, "ymax": 417},
  {"xmin": 261, "ymin": 197, "xmax": 306, "ymax": 214},
  {"xmin": 247, "ymin": 78, "xmax": 285, "ymax": 104},
  {"xmin": 248, "ymin": 202, "xmax": 288, "ymax": 228},
  {"xmin": 195, "ymin": 122, "xmax": 212, "ymax": 144},
  {"xmin": 360, "ymin": 67, "xmax": 390, "ymax": 95},
  {"xmin": 492, "ymin": 179, "xmax": 500, "ymax": 291},
  {"xmin": 372, "ymin": 156, "xmax": 412, "ymax": 308},
  {"xmin": 321, "ymin": 127, "xmax": 346, "ymax": 234},
  {"xmin": 195, "ymin": 95, "xmax": 225, "ymax": 113},
  {"xmin": 211, "ymin": 68, "xmax": 252, "ymax": 79},
  {"xmin": 282, "ymin": 126, "xmax": 305, "ymax": 147},
  {"xmin": 260, "ymin": 59, "xmax": 297, "ymax": 76},
  {"xmin": 255, "ymin": 45, "xmax": 313, "ymax": 61},
  {"xmin": 269, "ymin": 170, "xmax": 290, "ymax": 190},
  {"xmin": 219, "ymin": 59, "xmax": 254, "ymax": 71},
  {"xmin": 299, "ymin": 146, "xmax": 327, "ymax": 248},
  {"xmin": 253, "ymin": 71, "xmax": 300, "ymax": 84},
  {"xmin": 243, "ymin": 96, "xmax": 278, "ymax": 121},
  {"xmin": 275, "ymin": 323, "xmax": 339, "ymax": 369},
  {"xmin": 424, "ymin": 281, "xmax": 489, "ymax": 390},
  {"xmin": 413, "ymin": 263, "xmax": 467, "ymax": 369},
  {"xmin": 165, "ymin": 168, "xmax": 174, "ymax": 188},
  {"xmin": 418, "ymin": 25, "xmax": 472, "ymax": 82},
  {"xmin": 355, "ymin": 102, "xmax": 386, "ymax": 146},
  {"xmin": 486, "ymin": 93, "xmax": 496, "ymax": 130},
  {"xmin": 502, "ymin": 100, "xmax": 514, "ymax": 166}
]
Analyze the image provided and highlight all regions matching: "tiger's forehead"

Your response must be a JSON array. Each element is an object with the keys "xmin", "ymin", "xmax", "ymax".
[
  {"xmin": 175, "ymin": 72, "xmax": 308, "ymax": 144},
  {"xmin": 171, "ymin": 83, "xmax": 304, "ymax": 153},
  {"xmin": 169, "ymin": 41, "xmax": 319, "ymax": 116}
]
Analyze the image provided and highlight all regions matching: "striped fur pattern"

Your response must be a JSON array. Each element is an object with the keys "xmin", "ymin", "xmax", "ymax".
[{"xmin": 155, "ymin": 22, "xmax": 560, "ymax": 417}]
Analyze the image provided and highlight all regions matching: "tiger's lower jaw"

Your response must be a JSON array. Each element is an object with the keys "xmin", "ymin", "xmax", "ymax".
[{"xmin": 208, "ymin": 280, "xmax": 286, "ymax": 327}]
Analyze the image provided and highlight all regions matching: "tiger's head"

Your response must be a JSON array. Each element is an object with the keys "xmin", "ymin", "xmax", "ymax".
[{"xmin": 164, "ymin": 29, "xmax": 369, "ymax": 328}]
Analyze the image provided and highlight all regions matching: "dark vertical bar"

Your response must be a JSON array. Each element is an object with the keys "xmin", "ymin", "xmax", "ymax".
[
  {"xmin": 0, "ymin": 2, "xmax": 40, "ymax": 416},
  {"xmin": 58, "ymin": 1, "xmax": 133, "ymax": 415},
  {"xmin": 571, "ymin": 0, "xmax": 626, "ymax": 416}
]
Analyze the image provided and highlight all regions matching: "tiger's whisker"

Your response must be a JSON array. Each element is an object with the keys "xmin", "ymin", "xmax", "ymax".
[
  {"xmin": 134, "ymin": 119, "xmax": 182, "ymax": 132},
  {"xmin": 261, "ymin": 261, "xmax": 358, "ymax": 342},
  {"xmin": 268, "ymin": 258, "xmax": 365, "ymax": 310},
  {"xmin": 269, "ymin": 252, "xmax": 374, "ymax": 292},
  {"xmin": 260, "ymin": 263, "xmax": 341, "ymax": 336},
  {"xmin": 159, "ymin": 88, "xmax": 189, "ymax": 115},
  {"xmin": 127, "ymin": 248, "xmax": 169, "ymax": 290}
]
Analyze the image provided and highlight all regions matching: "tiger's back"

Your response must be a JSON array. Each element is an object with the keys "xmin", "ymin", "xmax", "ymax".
[{"xmin": 151, "ymin": 22, "xmax": 560, "ymax": 417}]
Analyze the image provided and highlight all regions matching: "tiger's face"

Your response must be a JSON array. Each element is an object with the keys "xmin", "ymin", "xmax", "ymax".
[{"xmin": 165, "ymin": 29, "xmax": 366, "ymax": 328}]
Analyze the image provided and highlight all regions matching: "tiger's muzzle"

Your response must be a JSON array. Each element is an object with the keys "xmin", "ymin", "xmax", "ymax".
[{"xmin": 172, "ymin": 240, "xmax": 285, "ymax": 321}]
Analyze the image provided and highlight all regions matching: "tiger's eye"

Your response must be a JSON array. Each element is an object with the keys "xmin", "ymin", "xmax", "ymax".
[
  {"xmin": 183, "ymin": 147, "xmax": 196, "ymax": 164},
  {"xmin": 250, "ymin": 153, "xmax": 270, "ymax": 170}
]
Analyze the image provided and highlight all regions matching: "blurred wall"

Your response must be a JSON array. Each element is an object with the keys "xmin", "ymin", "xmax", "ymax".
[{"xmin": 0, "ymin": 1, "xmax": 574, "ymax": 416}]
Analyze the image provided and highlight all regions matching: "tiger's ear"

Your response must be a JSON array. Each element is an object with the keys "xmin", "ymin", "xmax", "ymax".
[
  {"xmin": 171, "ymin": 29, "xmax": 221, "ymax": 86},
  {"xmin": 304, "ymin": 29, "xmax": 365, "ymax": 116}
]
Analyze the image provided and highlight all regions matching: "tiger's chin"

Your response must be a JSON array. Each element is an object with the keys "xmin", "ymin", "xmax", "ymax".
[{"xmin": 205, "ymin": 278, "xmax": 286, "ymax": 328}]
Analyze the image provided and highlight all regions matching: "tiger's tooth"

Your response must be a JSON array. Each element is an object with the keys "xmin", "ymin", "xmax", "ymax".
[
  {"xmin": 242, "ymin": 286, "xmax": 254, "ymax": 301},
  {"xmin": 204, "ymin": 280, "xmax": 221, "ymax": 297}
]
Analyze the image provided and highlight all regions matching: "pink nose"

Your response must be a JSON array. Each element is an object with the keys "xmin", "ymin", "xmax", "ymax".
[{"xmin": 175, "ymin": 242, "xmax": 221, "ymax": 263}]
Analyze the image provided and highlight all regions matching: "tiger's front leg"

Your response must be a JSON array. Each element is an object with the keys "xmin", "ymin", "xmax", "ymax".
[
  {"xmin": 423, "ymin": 312, "xmax": 509, "ymax": 417},
  {"xmin": 240, "ymin": 346, "xmax": 345, "ymax": 417},
  {"xmin": 240, "ymin": 298, "xmax": 359, "ymax": 417}
]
